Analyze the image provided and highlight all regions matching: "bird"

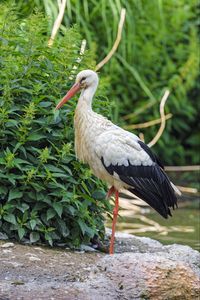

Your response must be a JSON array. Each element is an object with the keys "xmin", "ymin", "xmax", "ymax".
[{"xmin": 56, "ymin": 69, "xmax": 180, "ymax": 254}]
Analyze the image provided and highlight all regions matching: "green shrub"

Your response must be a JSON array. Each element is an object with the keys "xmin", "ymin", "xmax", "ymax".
[{"xmin": 0, "ymin": 5, "xmax": 111, "ymax": 247}]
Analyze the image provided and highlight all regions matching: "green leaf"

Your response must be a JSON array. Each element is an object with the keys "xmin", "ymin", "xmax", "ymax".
[
  {"xmin": 6, "ymin": 120, "xmax": 18, "ymax": 128},
  {"xmin": 46, "ymin": 208, "xmax": 56, "ymax": 221},
  {"xmin": 45, "ymin": 165, "xmax": 65, "ymax": 173},
  {"xmin": 30, "ymin": 182, "xmax": 45, "ymax": 192},
  {"xmin": 45, "ymin": 232, "xmax": 53, "ymax": 246},
  {"xmin": 27, "ymin": 133, "xmax": 46, "ymax": 141},
  {"xmin": 42, "ymin": 197, "xmax": 51, "ymax": 205},
  {"xmin": 78, "ymin": 193, "xmax": 96, "ymax": 203},
  {"xmin": 78, "ymin": 219, "xmax": 94, "ymax": 236},
  {"xmin": 39, "ymin": 101, "xmax": 52, "ymax": 107},
  {"xmin": 81, "ymin": 181, "xmax": 91, "ymax": 195},
  {"xmin": 60, "ymin": 165, "xmax": 72, "ymax": 175},
  {"xmin": 92, "ymin": 190, "xmax": 106, "ymax": 200},
  {"xmin": 67, "ymin": 177, "xmax": 78, "ymax": 184},
  {"xmin": 18, "ymin": 227, "xmax": 25, "ymax": 240},
  {"xmin": 7, "ymin": 175, "xmax": 17, "ymax": 185},
  {"xmin": 77, "ymin": 219, "xmax": 87, "ymax": 235},
  {"xmin": 17, "ymin": 203, "xmax": 29, "ymax": 213},
  {"xmin": 8, "ymin": 189, "xmax": 23, "ymax": 201},
  {"xmin": 47, "ymin": 182, "xmax": 66, "ymax": 190},
  {"xmin": 33, "ymin": 202, "xmax": 46, "ymax": 211},
  {"xmin": 56, "ymin": 219, "xmax": 69, "ymax": 237},
  {"xmin": 68, "ymin": 205, "xmax": 75, "ymax": 216},
  {"xmin": 30, "ymin": 232, "xmax": 40, "ymax": 243},
  {"xmin": 22, "ymin": 210, "xmax": 28, "ymax": 222},
  {"xmin": 52, "ymin": 173, "xmax": 69, "ymax": 178},
  {"xmin": 3, "ymin": 214, "xmax": 17, "ymax": 225},
  {"xmin": 14, "ymin": 158, "xmax": 31, "ymax": 165},
  {"xmin": 30, "ymin": 219, "xmax": 37, "ymax": 230},
  {"xmin": 52, "ymin": 202, "xmax": 63, "ymax": 218},
  {"xmin": 0, "ymin": 186, "xmax": 8, "ymax": 195},
  {"xmin": 0, "ymin": 158, "xmax": 5, "ymax": 165}
]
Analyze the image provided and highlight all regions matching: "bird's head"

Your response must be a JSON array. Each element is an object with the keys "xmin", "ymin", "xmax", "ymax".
[{"xmin": 56, "ymin": 69, "xmax": 99, "ymax": 110}]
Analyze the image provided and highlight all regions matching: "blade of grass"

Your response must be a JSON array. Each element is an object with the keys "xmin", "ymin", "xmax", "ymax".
[{"xmin": 116, "ymin": 54, "xmax": 157, "ymax": 102}]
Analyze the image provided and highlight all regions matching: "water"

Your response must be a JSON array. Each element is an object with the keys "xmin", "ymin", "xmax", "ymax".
[{"xmin": 107, "ymin": 202, "xmax": 200, "ymax": 251}]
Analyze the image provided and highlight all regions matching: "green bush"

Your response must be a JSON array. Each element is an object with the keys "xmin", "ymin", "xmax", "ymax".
[{"xmin": 0, "ymin": 5, "xmax": 111, "ymax": 247}]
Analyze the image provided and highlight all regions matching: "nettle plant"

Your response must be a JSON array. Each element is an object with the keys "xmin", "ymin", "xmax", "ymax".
[{"xmin": 0, "ymin": 6, "xmax": 111, "ymax": 247}]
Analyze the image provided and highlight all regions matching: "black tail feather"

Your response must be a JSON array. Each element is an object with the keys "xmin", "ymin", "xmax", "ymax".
[{"xmin": 128, "ymin": 187, "xmax": 174, "ymax": 219}]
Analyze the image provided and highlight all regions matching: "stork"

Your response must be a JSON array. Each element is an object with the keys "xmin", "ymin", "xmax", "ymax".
[{"xmin": 56, "ymin": 70, "xmax": 180, "ymax": 254}]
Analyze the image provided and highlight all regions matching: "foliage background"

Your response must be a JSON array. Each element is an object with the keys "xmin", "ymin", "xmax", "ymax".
[{"xmin": 15, "ymin": 0, "xmax": 199, "ymax": 166}]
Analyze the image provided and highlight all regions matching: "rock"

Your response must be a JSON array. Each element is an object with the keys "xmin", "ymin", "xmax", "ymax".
[
  {"xmin": 79, "ymin": 250, "xmax": 199, "ymax": 300},
  {"xmin": 8, "ymin": 262, "xmax": 24, "ymax": 268},
  {"xmin": 1, "ymin": 242, "xmax": 14, "ymax": 248},
  {"xmin": 0, "ymin": 235, "xmax": 199, "ymax": 300},
  {"xmin": 33, "ymin": 247, "xmax": 46, "ymax": 253},
  {"xmin": 2, "ymin": 249, "xmax": 12, "ymax": 254},
  {"xmin": 29, "ymin": 256, "xmax": 41, "ymax": 262},
  {"xmin": 80, "ymin": 244, "xmax": 97, "ymax": 252},
  {"xmin": 67, "ymin": 234, "xmax": 200, "ymax": 300},
  {"xmin": 25, "ymin": 252, "xmax": 38, "ymax": 256},
  {"xmin": 24, "ymin": 253, "xmax": 41, "ymax": 261}
]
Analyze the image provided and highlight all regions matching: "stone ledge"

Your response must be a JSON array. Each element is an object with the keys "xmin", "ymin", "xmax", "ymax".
[{"xmin": 0, "ymin": 233, "xmax": 199, "ymax": 300}]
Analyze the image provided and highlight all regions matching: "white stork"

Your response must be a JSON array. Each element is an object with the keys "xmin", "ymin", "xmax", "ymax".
[{"xmin": 56, "ymin": 70, "xmax": 180, "ymax": 254}]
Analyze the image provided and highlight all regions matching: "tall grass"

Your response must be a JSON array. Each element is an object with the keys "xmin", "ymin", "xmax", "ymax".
[{"xmin": 15, "ymin": 0, "xmax": 199, "ymax": 165}]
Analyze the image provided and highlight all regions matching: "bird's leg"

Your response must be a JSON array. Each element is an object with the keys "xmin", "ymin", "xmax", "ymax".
[
  {"xmin": 106, "ymin": 186, "xmax": 115, "ymax": 199},
  {"xmin": 109, "ymin": 190, "xmax": 119, "ymax": 255}
]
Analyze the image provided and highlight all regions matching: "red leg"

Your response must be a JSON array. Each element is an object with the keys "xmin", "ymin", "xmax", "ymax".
[
  {"xmin": 106, "ymin": 186, "xmax": 115, "ymax": 199},
  {"xmin": 109, "ymin": 190, "xmax": 119, "ymax": 255}
]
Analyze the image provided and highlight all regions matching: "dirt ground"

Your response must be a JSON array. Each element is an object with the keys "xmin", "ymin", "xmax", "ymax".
[
  {"xmin": 0, "ymin": 234, "xmax": 199, "ymax": 300},
  {"xmin": 0, "ymin": 240, "xmax": 105, "ymax": 300},
  {"xmin": 0, "ymin": 234, "xmax": 157, "ymax": 299}
]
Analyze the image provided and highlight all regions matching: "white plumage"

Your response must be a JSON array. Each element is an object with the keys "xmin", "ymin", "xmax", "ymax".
[{"xmin": 56, "ymin": 69, "xmax": 180, "ymax": 254}]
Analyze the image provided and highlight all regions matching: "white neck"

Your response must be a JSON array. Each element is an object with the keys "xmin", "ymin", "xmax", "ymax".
[{"xmin": 78, "ymin": 83, "xmax": 98, "ymax": 109}]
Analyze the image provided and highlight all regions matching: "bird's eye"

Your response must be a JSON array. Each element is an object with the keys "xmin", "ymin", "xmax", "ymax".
[{"xmin": 81, "ymin": 77, "xmax": 86, "ymax": 82}]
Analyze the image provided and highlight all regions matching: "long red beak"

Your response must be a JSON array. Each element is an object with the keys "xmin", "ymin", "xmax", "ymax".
[{"xmin": 55, "ymin": 82, "xmax": 81, "ymax": 110}]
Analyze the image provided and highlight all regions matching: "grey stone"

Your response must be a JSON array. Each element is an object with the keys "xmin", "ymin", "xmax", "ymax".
[
  {"xmin": 1, "ymin": 242, "xmax": 15, "ymax": 248},
  {"xmin": 0, "ymin": 234, "xmax": 199, "ymax": 300}
]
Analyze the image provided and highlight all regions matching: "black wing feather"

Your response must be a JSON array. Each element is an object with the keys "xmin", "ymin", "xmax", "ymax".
[
  {"xmin": 138, "ymin": 141, "xmax": 164, "ymax": 169},
  {"xmin": 101, "ymin": 157, "xmax": 177, "ymax": 219}
]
